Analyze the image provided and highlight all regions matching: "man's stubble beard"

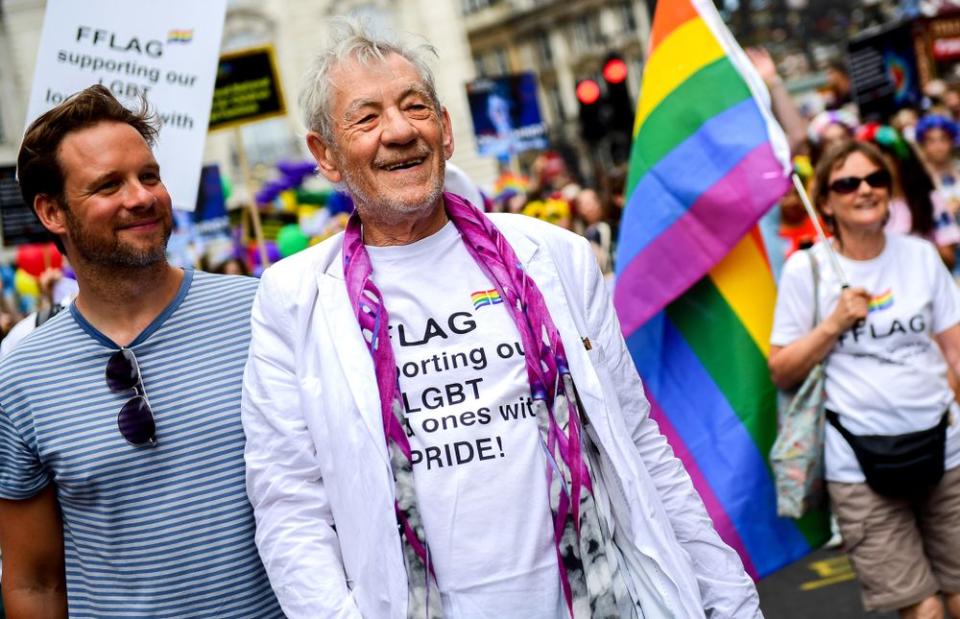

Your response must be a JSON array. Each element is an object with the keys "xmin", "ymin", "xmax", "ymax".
[
  {"xmin": 340, "ymin": 155, "xmax": 446, "ymax": 227},
  {"xmin": 62, "ymin": 203, "xmax": 171, "ymax": 269}
]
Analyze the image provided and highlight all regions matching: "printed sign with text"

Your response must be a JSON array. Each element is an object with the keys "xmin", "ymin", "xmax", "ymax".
[
  {"xmin": 209, "ymin": 46, "xmax": 286, "ymax": 131},
  {"xmin": 0, "ymin": 166, "xmax": 52, "ymax": 247},
  {"xmin": 25, "ymin": 0, "xmax": 228, "ymax": 211}
]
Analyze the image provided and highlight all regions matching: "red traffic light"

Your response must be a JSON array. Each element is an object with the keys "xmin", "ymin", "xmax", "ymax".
[
  {"xmin": 603, "ymin": 58, "xmax": 628, "ymax": 84},
  {"xmin": 576, "ymin": 79, "xmax": 601, "ymax": 105}
]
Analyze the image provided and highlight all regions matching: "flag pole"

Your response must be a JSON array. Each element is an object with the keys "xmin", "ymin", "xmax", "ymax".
[
  {"xmin": 234, "ymin": 127, "xmax": 270, "ymax": 270},
  {"xmin": 791, "ymin": 173, "xmax": 849, "ymax": 287}
]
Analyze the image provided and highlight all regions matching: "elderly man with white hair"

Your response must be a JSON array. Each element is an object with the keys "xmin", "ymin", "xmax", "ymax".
[{"xmin": 241, "ymin": 19, "xmax": 761, "ymax": 619}]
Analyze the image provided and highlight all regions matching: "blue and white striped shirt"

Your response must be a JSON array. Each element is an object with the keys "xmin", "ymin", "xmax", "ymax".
[{"xmin": 0, "ymin": 270, "xmax": 283, "ymax": 618}]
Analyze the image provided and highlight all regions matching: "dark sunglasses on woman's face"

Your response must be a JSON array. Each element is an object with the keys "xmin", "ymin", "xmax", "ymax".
[{"xmin": 828, "ymin": 169, "xmax": 892, "ymax": 195}]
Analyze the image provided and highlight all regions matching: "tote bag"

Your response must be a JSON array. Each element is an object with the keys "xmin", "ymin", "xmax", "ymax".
[{"xmin": 770, "ymin": 251, "xmax": 827, "ymax": 519}]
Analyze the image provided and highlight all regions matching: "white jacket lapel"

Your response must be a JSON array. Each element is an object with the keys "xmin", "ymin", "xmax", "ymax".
[
  {"xmin": 316, "ymin": 263, "xmax": 390, "ymax": 468},
  {"xmin": 513, "ymin": 235, "xmax": 608, "ymax": 421}
]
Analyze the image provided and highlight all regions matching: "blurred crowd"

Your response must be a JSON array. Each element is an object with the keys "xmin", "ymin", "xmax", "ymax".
[
  {"xmin": 0, "ymin": 245, "xmax": 77, "ymax": 356},
  {"xmin": 9, "ymin": 47, "xmax": 960, "ymax": 350},
  {"xmin": 484, "ymin": 151, "xmax": 626, "ymax": 278},
  {"xmin": 751, "ymin": 46, "xmax": 960, "ymax": 285}
]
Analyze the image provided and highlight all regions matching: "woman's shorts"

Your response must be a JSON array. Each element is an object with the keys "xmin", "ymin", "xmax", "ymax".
[{"xmin": 828, "ymin": 465, "xmax": 960, "ymax": 612}]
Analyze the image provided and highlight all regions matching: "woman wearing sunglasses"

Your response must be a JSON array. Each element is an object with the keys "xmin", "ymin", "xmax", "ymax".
[{"xmin": 769, "ymin": 140, "xmax": 960, "ymax": 619}]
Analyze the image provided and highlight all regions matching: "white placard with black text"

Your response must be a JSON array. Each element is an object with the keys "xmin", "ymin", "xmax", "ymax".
[{"xmin": 25, "ymin": 0, "xmax": 227, "ymax": 211}]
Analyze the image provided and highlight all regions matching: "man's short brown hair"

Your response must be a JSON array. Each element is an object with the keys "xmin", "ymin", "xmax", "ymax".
[{"xmin": 16, "ymin": 85, "xmax": 158, "ymax": 251}]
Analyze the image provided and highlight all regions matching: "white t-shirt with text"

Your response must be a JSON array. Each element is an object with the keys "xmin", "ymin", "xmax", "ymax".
[
  {"xmin": 367, "ymin": 221, "xmax": 565, "ymax": 618},
  {"xmin": 771, "ymin": 234, "xmax": 960, "ymax": 482}
]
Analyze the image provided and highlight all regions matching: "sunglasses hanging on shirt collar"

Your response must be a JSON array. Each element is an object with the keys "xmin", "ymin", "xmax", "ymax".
[{"xmin": 105, "ymin": 348, "xmax": 157, "ymax": 447}]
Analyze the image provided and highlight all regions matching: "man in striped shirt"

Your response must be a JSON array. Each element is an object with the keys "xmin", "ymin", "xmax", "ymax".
[{"xmin": 0, "ymin": 85, "xmax": 282, "ymax": 618}]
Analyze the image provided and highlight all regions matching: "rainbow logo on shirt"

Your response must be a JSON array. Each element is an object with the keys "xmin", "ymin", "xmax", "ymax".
[
  {"xmin": 868, "ymin": 289, "xmax": 894, "ymax": 313},
  {"xmin": 167, "ymin": 29, "xmax": 194, "ymax": 43},
  {"xmin": 471, "ymin": 289, "xmax": 503, "ymax": 310}
]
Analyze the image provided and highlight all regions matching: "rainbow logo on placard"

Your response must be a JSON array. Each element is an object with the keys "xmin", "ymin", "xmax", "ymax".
[
  {"xmin": 167, "ymin": 29, "xmax": 194, "ymax": 43},
  {"xmin": 885, "ymin": 51, "xmax": 915, "ymax": 105},
  {"xmin": 471, "ymin": 289, "xmax": 503, "ymax": 310},
  {"xmin": 868, "ymin": 289, "xmax": 894, "ymax": 313}
]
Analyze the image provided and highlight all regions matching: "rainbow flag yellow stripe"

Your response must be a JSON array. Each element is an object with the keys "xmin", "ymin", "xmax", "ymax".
[{"xmin": 471, "ymin": 289, "xmax": 502, "ymax": 310}]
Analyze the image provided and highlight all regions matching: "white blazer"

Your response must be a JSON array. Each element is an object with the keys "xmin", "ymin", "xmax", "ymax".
[{"xmin": 242, "ymin": 213, "xmax": 762, "ymax": 619}]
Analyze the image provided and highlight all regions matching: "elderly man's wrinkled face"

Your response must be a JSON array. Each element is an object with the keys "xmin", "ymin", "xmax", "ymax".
[{"xmin": 308, "ymin": 53, "xmax": 454, "ymax": 225}]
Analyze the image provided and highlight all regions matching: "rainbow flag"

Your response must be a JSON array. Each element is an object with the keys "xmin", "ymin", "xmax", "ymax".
[
  {"xmin": 868, "ymin": 289, "xmax": 894, "ymax": 312},
  {"xmin": 614, "ymin": 0, "xmax": 827, "ymax": 578},
  {"xmin": 614, "ymin": 0, "xmax": 791, "ymax": 332},
  {"xmin": 167, "ymin": 29, "xmax": 194, "ymax": 43},
  {"xmin": 493, "ymin": 171, "xmax": 529, "ymax": 195},
  {"xmin": 471, "ymin": 289, "xmax": 503, "ymax": 310}
]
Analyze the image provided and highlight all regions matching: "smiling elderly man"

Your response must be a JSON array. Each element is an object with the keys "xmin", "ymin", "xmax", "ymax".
[{"xmin": 241, "ymin": 20, "xmax": 761, "ymax": 619}]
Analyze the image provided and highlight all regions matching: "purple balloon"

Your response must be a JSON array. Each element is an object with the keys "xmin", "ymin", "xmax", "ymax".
[
  {"xmin": 255, "ymin": 186, "xmax": 281, "ymax": 204},
  {"xmin": 247, "ymin": 245, "xmax": 261, "ymax": 267},
  {"xmin": 276, "ymin": 175, "xmax": 298, "ymax": 191},
  {"xmin": 265, "ymin": 241, "xmax": 282, "ymax": 263},
  {"xmin": 248, "ymin": 242, "xmax": 281, "ymax": 266},
  {"xmin": 277, "ymin": 160, "xmax": 317, "ymax": 177}
]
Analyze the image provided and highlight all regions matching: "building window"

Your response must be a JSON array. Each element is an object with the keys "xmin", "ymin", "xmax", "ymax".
[
  {"xmin": 632, "ymin": 56, "xmax": 644, "ymax": 95},
  {"xmin": 473, "ymin": 49, "xmax": 508, "ymax": 76},
  {"xmin": 474, "ymin": 56, "xmax": 486, "ymax": 77},
  {"xmin": 615, "ymin": 1, "xmax": 637, "ymax": 34},
  {"xmin": 534, "ymin": 30, "xmax": 553, "ymax": 66},
  {"xmin": 496, "ymin": 49, "xmax": 510, "ymax": 74},
  {"xmin": 572, "ymin": 13, "xmax": 604, "ymax": 52},
  {"xmin": 481, "ymin": 48, "xmax": 509, "ymax": 76},
  {"xmin": 546, "ymin": 85, "xmax": 565, "ymax": 122},
  {"xmin": 461, "ymin": 0, "xmax": 501, "ymax": 15}
]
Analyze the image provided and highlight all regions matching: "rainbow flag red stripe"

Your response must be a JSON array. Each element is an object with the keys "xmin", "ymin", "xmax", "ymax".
[{"xmin": 614, "ymin": 0, "xmax": 826, "ymax": 578}]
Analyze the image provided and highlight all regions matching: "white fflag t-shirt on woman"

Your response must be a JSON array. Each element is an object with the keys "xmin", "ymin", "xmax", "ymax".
[
  {"xmin": 771, "ymin": 234, "xmax": 960, "ymax": 483},
  {"xmin": 367, "ymin": 221, "xmax": 566, "ymax": 618}
]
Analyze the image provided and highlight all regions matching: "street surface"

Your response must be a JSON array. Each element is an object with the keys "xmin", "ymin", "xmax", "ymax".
[{"xmin": 758, "ymin": 548, "xmax": 896, "ymax": 618}]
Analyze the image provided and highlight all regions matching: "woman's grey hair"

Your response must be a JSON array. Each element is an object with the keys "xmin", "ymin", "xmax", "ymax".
[{"xmin": 299, "ymin": 18, "xmax": 441, "ymax": 145}]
